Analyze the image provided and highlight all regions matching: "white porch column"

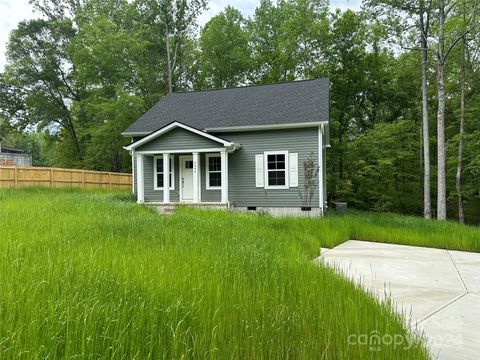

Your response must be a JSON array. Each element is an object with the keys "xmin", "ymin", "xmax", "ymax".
[
  {"xmin": 221, "ymin": 150, "xmax": 228, "ymax": 204},
  {"xmin": 131, "ymin": 151, "xmax": 135, "ymax": 194},
  {"xmin": 136, "ymin": 154, "xmax": 144, "ymax": 204},
  {"xmin": 163, "ymin": 153, "xmax": 170, "ymax": 204},
  {"xmin": 192, "ymin": 152, "xmax": 200, "ymax": 203}
]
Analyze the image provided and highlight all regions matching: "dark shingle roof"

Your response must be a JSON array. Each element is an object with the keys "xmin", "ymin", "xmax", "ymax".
[{"xmin": 123, "ymin": 78, "xmax": 329, "ymax": 135}]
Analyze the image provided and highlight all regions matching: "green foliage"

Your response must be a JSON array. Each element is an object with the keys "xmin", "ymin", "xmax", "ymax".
[
  {"xmin": 83, "ymin": 89, "xmax": 144, "ymax": 171},
  {"xmin": 338, "ymin": 120, "xmax": 422, "ymax": 214},
  {"xmin": 199, "ymin": 6, "xmax": 251, "ymax": 88},
  {"xmin": 248, "ymin": 0, "xmax": 329, "ymax": 83}
]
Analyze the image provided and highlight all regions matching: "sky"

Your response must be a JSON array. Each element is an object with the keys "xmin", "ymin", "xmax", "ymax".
[{"xmin": 0, "ymin": 0, "xmax": 362, "ymax": 71}]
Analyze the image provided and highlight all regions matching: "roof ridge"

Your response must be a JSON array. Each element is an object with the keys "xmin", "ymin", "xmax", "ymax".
[{"xmin": 172, "ymin": 78, "xmax": 327, "ymax": 95}]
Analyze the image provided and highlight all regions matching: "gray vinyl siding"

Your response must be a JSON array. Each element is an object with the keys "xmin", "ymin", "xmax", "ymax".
[
  {"xmin": 132, "ymin": 127, "xmax": 321, "ymax": 207},
  {"xmin": 136, "ymin": 127, "xmax": 221, "ymax": 152},
  {"xmin": 133, "ymin": 153, "xmax": 221, "ymax": 203},
  {"xmin": 217, "ymin": 127, "xmax": 320, "ymax": 208}
]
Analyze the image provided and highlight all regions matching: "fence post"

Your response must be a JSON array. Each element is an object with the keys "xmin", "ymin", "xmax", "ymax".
[
  {"xmin": 50, "ymin": 168, "xmax": 54, "ymax": 187},
  {"xmin": 108, "ymin": 172, "xmax": 112, "ymax": 189},
  {"xmin": 82, "ymin": 170, "xmax": 85, "ymax": 188},
  {"xmin": 14, "ymin": 167, "xmax": 18, "ymax": 188}
]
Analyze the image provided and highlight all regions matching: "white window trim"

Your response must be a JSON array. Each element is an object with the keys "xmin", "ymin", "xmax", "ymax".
[
  {"xmin": 153, "ymin": 155, "xmax": 175, "ymax": 190},
  {"xmin": 264, "ymin": 151, "xmax": 289, "ymax": 190},
  {"xmin": 205, "ymin": 153, "xmax": 222, "ymax": 190}
]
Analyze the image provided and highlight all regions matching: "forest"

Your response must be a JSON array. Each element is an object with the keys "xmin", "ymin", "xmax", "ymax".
[{"xmin": 0, "ymin": 0, "xmax": 479, "ymax": 223}]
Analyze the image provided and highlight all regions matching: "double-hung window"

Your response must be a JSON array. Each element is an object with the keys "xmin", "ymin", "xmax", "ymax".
[
  {"xmin": 154, "ymin": 155, "xmax": 174, "ymax": 190},
  {"xmin": 264, "ymin": 151, "xmax": 289, "ymax": 189},
  {"xmin": 206, "ymin": 154, "xmax": 221, "ymax": 189}
]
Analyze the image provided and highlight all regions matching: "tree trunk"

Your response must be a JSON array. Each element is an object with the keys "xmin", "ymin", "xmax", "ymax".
[
  {"xmin": 456, "ymin": 25, "xmax": 466, "ymax": 224},
  {"xmin": 165, "ymin": 25, "xmax": 173, "ymax": 93},
  {"xmin": 420, "ymin": 8, "xmax": 431, "ymax": 219},
  {"xmin": 64, "ymin": 116, "xmax": 82, "ymax": 160},
  {"xmin": 436, "ymin": 0, "xmax": 447, "ymax": 220}
]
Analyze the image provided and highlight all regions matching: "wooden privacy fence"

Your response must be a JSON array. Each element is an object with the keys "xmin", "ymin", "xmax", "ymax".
[{"xmin": 0, "ymin": 166, "xmax": 132, "ymax": 190}]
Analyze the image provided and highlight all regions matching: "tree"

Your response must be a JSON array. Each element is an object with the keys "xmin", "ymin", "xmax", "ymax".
[
  {"xmin": 299, "ymin": 153, "xmax": 319, "ymax": 209},
  {"xmin": 434, "ymin": 0, "xmax": 473, "ymax": 220},
  {"xmin": 136, "ymin": 0, "xmax": 206, "ymax": 93},
  {"xmin": 4, "ymin": 19, "xmax": 83, "ymax": 160},
  {"xmin": 364, "ymin": 0, "xmax": 434, "ymax": 219},
  {"xmin": 199, "ymin": 6, "xmax": 251, "ymax": 88},
  {"xmin": 456, "ymin": 19, "xmax": 467, "ymax": 224},
  {"xmin": 248, "ymin": 0, "xmax": 329, "ymax": 83},
  {"xmin": 419, "ymin": 0, "xmax": 433, "ymax": 219},
  {"xmin": 340, "ymin": 120, "xmax": 422, "ymax": 213},
  {"xmin": 325, "ymin": 9, "xmax": 368, "ymax": 190},
  {"xmin": 453, "ymin": 0, "xmax": 479, "ymax": 223},
  {"xmin": 436, "ymin": 0, "xmax": 448, "ymax": 220}
]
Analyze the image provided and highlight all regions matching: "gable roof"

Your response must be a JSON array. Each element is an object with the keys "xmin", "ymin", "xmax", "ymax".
[
  {"xmin": 122, "ymin": 78, "xmax": 329, "ymax": 136},
  {"xmin": 124, "ymin": 121, "xmax": 236, "ymax": 151}
]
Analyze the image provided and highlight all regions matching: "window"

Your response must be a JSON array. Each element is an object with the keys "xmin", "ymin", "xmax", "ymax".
[
  {"xmin": 264, "ymin": 151, "xmax": 289, "ymax": 189},
  {"xmin": 154, "ymin": 155, "xmax": 174, "ymax": 190},
  {"xmin": 206, "ymin": 154, "xmax": 221, "ymax": 189}
]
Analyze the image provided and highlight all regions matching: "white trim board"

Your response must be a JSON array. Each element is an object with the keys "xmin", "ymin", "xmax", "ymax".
[
  {"xmin": 264, "ymin": 151, "xmax": 289, "ymax": 190},
  {"xmin": 124, "ymin": 121, "xmax": 234, "ymax": 151},
  {"xmin": 205, "ymin": 153, "xmax": 222, "ymax": 190},
  {"xmin": 153, "ymin": 155, "xmax": 175, "ymax": 191},
  {"xmin": 318, "ymin": 124, "xmax": 324, "ymax": 215},
  {"xmin": 134, "ymin": 148, "xmax": 228, "ymax": 155},
  {"xmin": 206, "ymin": 121, "xmax": 328, "ymax": 133},
  {"xmin": 122, "ymin": 121, "xmax": 329, "ymax": 137}
]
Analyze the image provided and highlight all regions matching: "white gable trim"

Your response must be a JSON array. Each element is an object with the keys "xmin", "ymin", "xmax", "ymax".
[
  {"xmin": 124, "ymin": 121, "xmax": 234, "ymax": 151},
  {"xmin": 205, "ymin": 121, "xmax": 328, "ymax": 133},
  {"xmin": 122, "ymin": 121, "xmax": 330, "ymax": 137}
]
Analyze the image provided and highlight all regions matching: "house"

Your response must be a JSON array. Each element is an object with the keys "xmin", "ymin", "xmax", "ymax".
[
  {"xmin": 0, "ymin": 139, "xmax": 32, "ymax": 166},
  {"xmin": 123, "ymin": 79, "xmax": 330, "ymax": 216}
]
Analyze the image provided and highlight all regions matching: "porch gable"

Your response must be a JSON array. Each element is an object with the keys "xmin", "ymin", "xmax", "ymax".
[{"xmin": 124, "ymin": 121, "xmax": 234, "ymax": 152}]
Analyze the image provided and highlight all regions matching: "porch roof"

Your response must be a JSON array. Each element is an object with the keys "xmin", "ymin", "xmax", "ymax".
[{"xmin": 124, "ymin": 121, "xmax": 240, "ymax": 152}]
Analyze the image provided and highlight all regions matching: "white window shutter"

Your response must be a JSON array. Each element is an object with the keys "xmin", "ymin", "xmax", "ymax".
[
  {"xmin": 255, "ymin": 154, "xmax": 264, "ymax": 187},
  {"xmin": 289, "ymin": 153, "xmax": 298, "ymax": 187}
]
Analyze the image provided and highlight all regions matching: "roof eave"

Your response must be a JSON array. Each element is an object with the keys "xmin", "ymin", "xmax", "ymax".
[
  {"xmin": 205, "ymin": 120, "xmax": 328, "ymax": 133},
  {"xmin": 121, "ymin": 131, "xmax": 149, "ymax": 137}
]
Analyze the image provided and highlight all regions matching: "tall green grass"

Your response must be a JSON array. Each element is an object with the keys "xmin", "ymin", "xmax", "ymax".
[
  {"xmin": 282, "ymin": 209, "xmax": 480, "ymax": 257},
  {"xmin": 0, "ymin": 188, "xmax": 460, "ymax": 359}
]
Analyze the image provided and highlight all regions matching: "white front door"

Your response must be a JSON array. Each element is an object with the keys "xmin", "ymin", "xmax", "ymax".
[{"xmin": 180, "ymin": 156, "xmax": 194, "ymax": 201}]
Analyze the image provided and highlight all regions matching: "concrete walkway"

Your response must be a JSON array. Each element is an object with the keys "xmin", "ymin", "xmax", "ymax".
[{"xmin": 319, "ymin": 240, "xmax": 480, "ymax": 359}]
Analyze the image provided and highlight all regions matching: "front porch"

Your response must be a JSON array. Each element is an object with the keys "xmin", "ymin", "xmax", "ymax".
[
  {"xmin": 134, "ymin": 150, "xmax": 230, "ymax": 206},
  {"xmin": 125, "ymin": 121, "xmax": 239, "ymax": 206}
]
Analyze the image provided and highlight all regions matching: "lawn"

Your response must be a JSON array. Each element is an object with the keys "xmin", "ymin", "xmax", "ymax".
[{"xmin": 1, "ymin": 189, "xmax": 478, "ymax": 359}]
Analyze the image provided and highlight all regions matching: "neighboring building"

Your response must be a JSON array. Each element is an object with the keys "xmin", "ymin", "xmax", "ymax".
[
  {"xmin": 0, "ymin": 142, "xmax": 32, "ymax": 167},
  {"xmin": 123, "ymin": 79, "xmax": 330, "ymax": 216}
]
